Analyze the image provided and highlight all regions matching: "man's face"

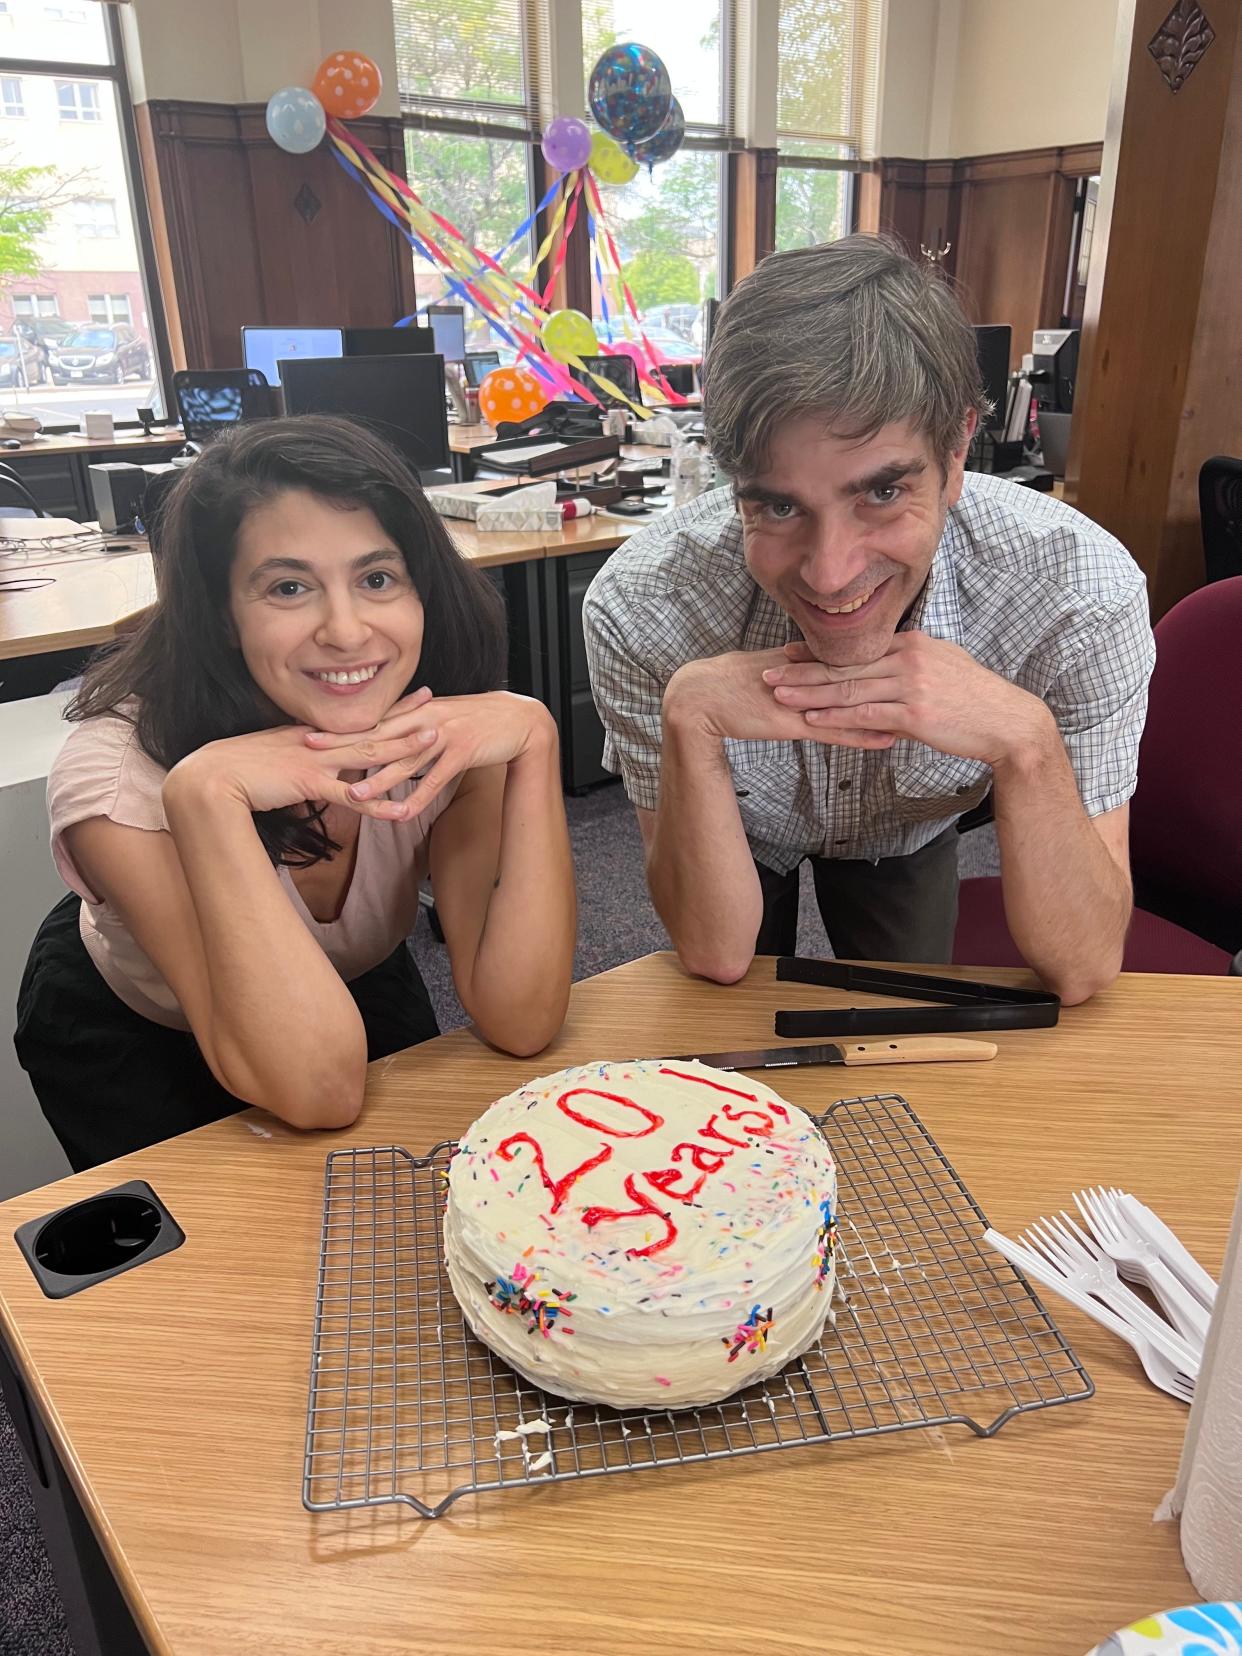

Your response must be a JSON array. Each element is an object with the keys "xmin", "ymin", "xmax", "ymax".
[{"xmin": 737, "ymin": 414, "xmax": 972, "ymax": 667}]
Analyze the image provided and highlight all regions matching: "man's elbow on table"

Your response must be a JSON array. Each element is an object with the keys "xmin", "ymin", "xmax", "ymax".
[
  {"xmin": 1038, "ymin": 948, "xmax": 1125, "ymax": 1008},
  {"xmin": 675, "ymin": 941, "xmax": 754, "ymax": 986}
]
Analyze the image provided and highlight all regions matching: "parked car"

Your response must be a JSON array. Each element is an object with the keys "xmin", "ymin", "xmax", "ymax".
[
  {"xmin": 0, "ymin": 334, "xmax": 48, "ymax": 387},
  {"xmin": 49, "ymin": 325, "xmax": 152, "ymax": 385},
  {"xmin": 13, "ymin": 316, "xmax": 79, "ymax": 349}
]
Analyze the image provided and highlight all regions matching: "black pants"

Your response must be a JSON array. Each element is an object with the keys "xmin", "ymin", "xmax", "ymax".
[
  {"xmin": 754, "ymin": 826, "xmax": 961, "ymax": 963},
  {"xmin": 15, "ymin": 893, "xmax": 439, "ymax": 1173}
]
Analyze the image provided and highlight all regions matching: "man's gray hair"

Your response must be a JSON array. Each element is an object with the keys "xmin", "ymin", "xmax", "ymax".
[{"xmin": 702, "ymin": 233, "xmax": 988, "ymax": 480}]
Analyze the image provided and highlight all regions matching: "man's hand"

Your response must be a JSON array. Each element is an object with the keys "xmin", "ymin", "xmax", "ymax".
[
  {"xmin": 665, "ymin": 648, "xmax": 897, "ymax": 750},
  {"xmin": 762, "ymin": 633, "xmax": 1054, "ymax": 767}
]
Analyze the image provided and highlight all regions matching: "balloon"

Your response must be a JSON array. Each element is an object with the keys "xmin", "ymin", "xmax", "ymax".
[
  {"xmin": 541, "ymin": 308, "xmax": 597, "ymax": 364},
  {"xmin": 479, "ymin": 366, "xmax": 550, "ymax": 428},
  {"xmin": 313, "ymin": 51, "xmax": 383, "ymax": 121},
  {"xmin": 588, "ymin": 129, "xmax": 639, "ymax": 187},
  {"xmin": 265, "ymin": 86, "xmax": 326, "ymax": 154},
  {"xmin": 588, "ymin": 43, "xmax": 672, "ymax": 146},
  {"xmin": 631, "ymin": 96, "xmax": 684, "ymax": 168},
  {"xmin": 541, "ymin": 115, "xmax": 592, "ymax": 174}
]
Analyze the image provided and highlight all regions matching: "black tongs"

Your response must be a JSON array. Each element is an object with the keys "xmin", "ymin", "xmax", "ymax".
[{"xmin": 773, "ymin": 958, "xmax": 1060, "ymax": 1038}]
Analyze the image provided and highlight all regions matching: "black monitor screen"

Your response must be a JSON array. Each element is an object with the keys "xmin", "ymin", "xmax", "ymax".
[
  {"xmin": 427, "ymin": 306, "xmax": 466, "ymax": 362},
  {"xmin": 343, "ymin": 326, "xmax": 434, "ymax": 357},
  {"xmin": 463, "ymin": 351, "xmax": 501, "ymax": 388},
  {"xmin": 279, "ymin": 354, "xmax": 449, "ymax": 474},
  {"xmin": 573, "ymin": 353, "xmax": 641, "ymax": 404},
  {"xmin": 973, "ymin": 325, "xmax": 1012, "ymax": 432}
]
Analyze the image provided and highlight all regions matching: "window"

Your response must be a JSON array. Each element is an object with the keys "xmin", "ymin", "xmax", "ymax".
[
  {"xmin": 773, "ymin": 0, "xmax": 882, "ymax": 252},
  {"xmin": 74, "ymin": 196, "xmax": 117, "ymax": 238},
  {"xmin": 1, "ymin": 74, "xmax": 22, "ymax": 117},
  {"xmin": 581, "ymin": 2, "xmax": 732, "ymax": 351},
  {"xmin": 0, "ymin": 12, "xmax": 166, "ymax": 423},
  {"xmin": 89, "ymin": 293, "xmax": 131, "ymax": 324},
  {"xmin": 56, "ymin": 78, "xmax": 101, "ymax": 121},
  {"xmin": 394, "ymin": 0, "xmax": 545, "ymax": 349}
]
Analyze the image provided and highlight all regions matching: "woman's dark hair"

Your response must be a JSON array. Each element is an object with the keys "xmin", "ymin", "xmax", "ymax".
[{"xmin": 70, "ymin": 414, "xmax": 508, "ymax": 865}]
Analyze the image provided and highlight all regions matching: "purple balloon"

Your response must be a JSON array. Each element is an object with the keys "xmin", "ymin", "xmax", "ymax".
[
  {"xmin": 541, "ymin": 116, "xmax": 592, "ymax": 174},
  {"xmin": 589, "ymin": 43, "xmax": 672, "ymax": 146}
]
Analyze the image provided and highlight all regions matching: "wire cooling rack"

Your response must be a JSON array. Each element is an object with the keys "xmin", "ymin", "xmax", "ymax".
[{"xmin": 302, "ymin": 1093, "xmax": 1093, "ymax": 1519}]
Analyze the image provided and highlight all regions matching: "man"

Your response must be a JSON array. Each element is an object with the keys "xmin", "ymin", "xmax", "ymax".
[{"xmin": 583, "ymin": 235, "xmax": 1154, "ymax": 1003}]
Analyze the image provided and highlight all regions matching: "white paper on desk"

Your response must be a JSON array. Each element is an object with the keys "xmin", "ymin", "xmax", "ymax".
[
  {"xmin": 485, "ymin": 441, "xmax": 566, "ymax": 466},
  {"xmin": 1157, "ymin": 1174, "xmax": 1242, "ymax": 1599}
]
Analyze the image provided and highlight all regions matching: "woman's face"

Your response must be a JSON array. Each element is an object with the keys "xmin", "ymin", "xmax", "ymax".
[{"xmin": 228, "ymin": 488, "xmax": 425, "ymax": 734}]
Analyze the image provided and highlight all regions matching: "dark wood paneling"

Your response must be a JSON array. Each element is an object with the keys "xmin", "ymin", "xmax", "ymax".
[
  {"xmin": 876, "ymin": 144, "xmax": 1102, "ymax": 367},
  {"xmin": 728, "ymin": 149, "xmax": 777, "ymax": 286},
  {"xmin": 137, "ymin": 101, "xmax": 418, "ymax": 372},
  {"xmin": 1068, "ymin": 1, "xmax": 1242, "ymax": 617}
]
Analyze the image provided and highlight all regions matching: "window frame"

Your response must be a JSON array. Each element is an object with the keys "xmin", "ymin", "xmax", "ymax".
[
  {"xmin": 0, "ymin": 71, "xmax": 23, "ymax": 115},
  {"xmin": 0, "ymin": 8, "xmax": 175, "ymax": 431},
  {"xmin": 55, "ymin": 75, "xmax": 101, "ymax": 120}
]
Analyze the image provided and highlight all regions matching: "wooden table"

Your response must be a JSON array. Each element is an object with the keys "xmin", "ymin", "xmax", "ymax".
[
  {"xmin": 1, "ymin": 957, "xmax": 1238, "ymax": 1656},
  {"xmin": 3, "ymin": 430, "xmax": 187, "ymax": 520},
  {"xmin": 0, "ymin": 546, "xmax": 155, "ymax": 660}
]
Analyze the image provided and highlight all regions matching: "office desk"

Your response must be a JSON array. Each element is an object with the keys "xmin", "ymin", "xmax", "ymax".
[
  {"xmin": 0, "ymin": 958, "xmax": 1237, "ymax": 1656},
  {"xmin": 0, "ymin": 548, "xmax": 155, "ymax": 661},
  {"xmin": 2, "ymin": 430, "xmax": 186, "ymax": 519}
]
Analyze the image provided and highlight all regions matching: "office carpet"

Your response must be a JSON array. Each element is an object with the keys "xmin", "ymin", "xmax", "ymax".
[{"xmin": 0, "ymin": 781, "xmax": 999, "ymax": 1655}]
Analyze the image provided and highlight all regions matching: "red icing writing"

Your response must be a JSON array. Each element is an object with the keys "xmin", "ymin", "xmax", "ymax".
[
  {"xmin": 719, "ymin": 1101, "xmax": 776, "ymax": 1137},
  {"xmin": 557, "ymin": 1087, "xmax": 663, "ymax": 1138},
  {"xmin": 582, "ymin": 1173, "xmax": 678, "ymax": 1257},
  {"xmin": 645, "ymin": 1165, "xmax": 708, "ymax": 1204},
  {"xmin": 698, "ymin": 1114, "xmax": 752, "ymax": 1150},
  {"xmin": 658, "ymin": 1067, "xmax": 760, "ymax": 1103},
  {"xmin": 496, "ymin": 1132, "xmax": 613, "ymax": 1213},
  {"xmin": 671, "ymin": 1142, "xmax": 730, "ymax": 1174}
]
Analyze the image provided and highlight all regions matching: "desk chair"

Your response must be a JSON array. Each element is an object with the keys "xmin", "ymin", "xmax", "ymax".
[
  {"xmin": 1199, "ymin": 455, "xmax": 1242, "ymax": 584},
  {"xmin": 0, "ymin": 463, "xmax": 44, "ymax": 516},
  {"xmin": 172, "ymin": 368, "xmax": 277, "ymax": 444},
  {"xmin": 953, "ymin": 575, "xmax": 1242, "ymax": 975}
]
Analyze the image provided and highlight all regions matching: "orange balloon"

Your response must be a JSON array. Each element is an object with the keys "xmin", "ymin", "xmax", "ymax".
[
  {"xmin": 478, "ymin": 366, "xmax": 550, "ymax": 428},
  {"xmin": 313, "ymin": 51, "xmax": 382, "ymax": 121}
]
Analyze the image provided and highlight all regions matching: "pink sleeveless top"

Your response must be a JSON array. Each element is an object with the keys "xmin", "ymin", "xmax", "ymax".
[{"xmin": 47, "ymin": 712, "xmax": 456, "ymax": 1030}]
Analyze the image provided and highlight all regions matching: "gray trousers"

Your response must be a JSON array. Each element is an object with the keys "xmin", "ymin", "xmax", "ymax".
[{"xmin": 754, "ymin": 826, "xmax": 961, "ymax": 965}]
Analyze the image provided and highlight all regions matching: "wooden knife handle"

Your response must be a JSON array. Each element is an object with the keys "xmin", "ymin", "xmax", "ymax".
[{"xmin": 841, "ymin": 1038, "xmax": 998, "ymax": 1065}]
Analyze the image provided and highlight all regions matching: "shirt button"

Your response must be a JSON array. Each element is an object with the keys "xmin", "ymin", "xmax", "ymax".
[
  {"xmin": 834, "ymin": 838, "xmax": 848, "ymax": 846},
  {"xmin": 837, "ymin": 778, "xmax": 852, "ymax": 791},
  {"xmin": 955, "ymin": 783, "xmax": 974, "ymax": 795},
  {"xmin": 735, "ymin": 789, "xmax": 750, "ymax": 799}
]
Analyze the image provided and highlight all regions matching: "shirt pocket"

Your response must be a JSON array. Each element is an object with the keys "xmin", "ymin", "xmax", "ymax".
[
  {"xmin": 890, "ymin": 743, "xmax": 993, "ymax": 824},
  {"xmin": 723, "ymin": 739, "xmax": 807, "ymax": 838}
]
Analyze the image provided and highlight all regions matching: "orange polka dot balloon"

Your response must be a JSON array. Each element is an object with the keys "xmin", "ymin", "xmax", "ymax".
[
  {"xmin": 478, "ymin": 366, "xmax": 550, "ymax": 428},
  {"xmin": 313, "ymin": 51, "xmax": 383, "ymax": 121}
]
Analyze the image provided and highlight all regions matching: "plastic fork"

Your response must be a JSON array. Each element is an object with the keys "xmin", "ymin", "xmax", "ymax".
[
  {"xmin": 986, "ymin": 1227, "xmax": 1194, "ymax": 1404},
  {"xmin": 1117, "ymin": 1190, "xmax": 1218, "ymax": 1310},
  {"xmin": 1074, "ymin": 1187, "xmax": 1211, "ymax": 1348},
  {"xmin": 1020, "ymin": 1212, "xmax": 1201, "ymax": 1378}
]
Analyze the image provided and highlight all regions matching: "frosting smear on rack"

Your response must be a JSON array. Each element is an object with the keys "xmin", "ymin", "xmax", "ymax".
[{"xmin": 444, "ymin": 1058, "xmax": 838, "ymax": 1409}]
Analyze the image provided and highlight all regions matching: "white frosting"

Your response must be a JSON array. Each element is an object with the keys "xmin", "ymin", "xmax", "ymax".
[{"xmin": 444, "ymin": 1059, "xmax": 838, "ymax": 1409}]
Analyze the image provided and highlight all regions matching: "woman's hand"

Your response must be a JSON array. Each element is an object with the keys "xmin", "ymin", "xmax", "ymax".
[
  {"xmin": 303, "ymin": 690, "xmax": 557, "ymax": 819},
  {"xmin": 163, "ymin": 687, "xmax": 438, "ymax": 819}
]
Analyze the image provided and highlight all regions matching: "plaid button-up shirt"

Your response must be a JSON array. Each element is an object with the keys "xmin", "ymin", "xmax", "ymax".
[{"xmin": 583, "ymin": 473, "xmax": 1155, "ymax": 876}]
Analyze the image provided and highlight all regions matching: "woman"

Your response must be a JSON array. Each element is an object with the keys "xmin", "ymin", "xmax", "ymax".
[{"xmin": 16, "ymin": 415, "xmax": 576, "ymax": 1171}]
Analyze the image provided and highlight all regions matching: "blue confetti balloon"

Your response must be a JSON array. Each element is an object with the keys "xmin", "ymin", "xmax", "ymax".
[
  {"xmin": 588, "ymin": 43, "xmax": 672, "ymax": 147},
  {"xmin": 631, "ymin": 95, "xmax": 685, "ymax": 169},
  {"xmin": 265, "ymin": 85, "xmax": 325, "ymax": 155}
]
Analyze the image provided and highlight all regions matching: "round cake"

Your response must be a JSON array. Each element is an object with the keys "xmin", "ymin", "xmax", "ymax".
[{"xmin": 444, "ymin": 1058, "xmax": 838, "ymax": 1409}]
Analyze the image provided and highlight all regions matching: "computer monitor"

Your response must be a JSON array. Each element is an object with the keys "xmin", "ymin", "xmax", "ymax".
[
  {"xmin": 240, "ymin": 326, "xmax": 343, "ymax": 389},
  {"xmin": 426, "ymin": 305, "xmax": 466, "ymax": 363},
  {"xmin": 572, "ymin": 353, "xmax": 642, "ymax": 405},
  {"xmin": 343, "ymin": 326, "xmax": 434, "ymax": 357},
  {"xmin": 973, "ymin": 325, "xmax": 1012, "ymax": 433},
  {"xmin": 1031, "ymin": 327, "xmax": 1079, "ymax": 413},
  {"xmin": 463, "ymin": 350, "xmax": 501, "ymax": 388},
  {"xmin": 279, "ymin": 354, "xmax": 450, "ymax": 475},
  {"xmin": 659, "ymin": 362, "xmax": 697, "ymax": 398}
]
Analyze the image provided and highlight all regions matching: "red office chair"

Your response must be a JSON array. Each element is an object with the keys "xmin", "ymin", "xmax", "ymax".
[{"xmin": 954, "ymin": 576, "xmax": 1242, "ymax": 976}]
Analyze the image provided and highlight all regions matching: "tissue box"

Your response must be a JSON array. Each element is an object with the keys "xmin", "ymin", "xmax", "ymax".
[
  {"xmin": 427, "ymin": 481, "xmax": 557, "ymax": 523},
  {"xmin": 474, "ymin": 505, "xmax": 562, "ymax": 533}
]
